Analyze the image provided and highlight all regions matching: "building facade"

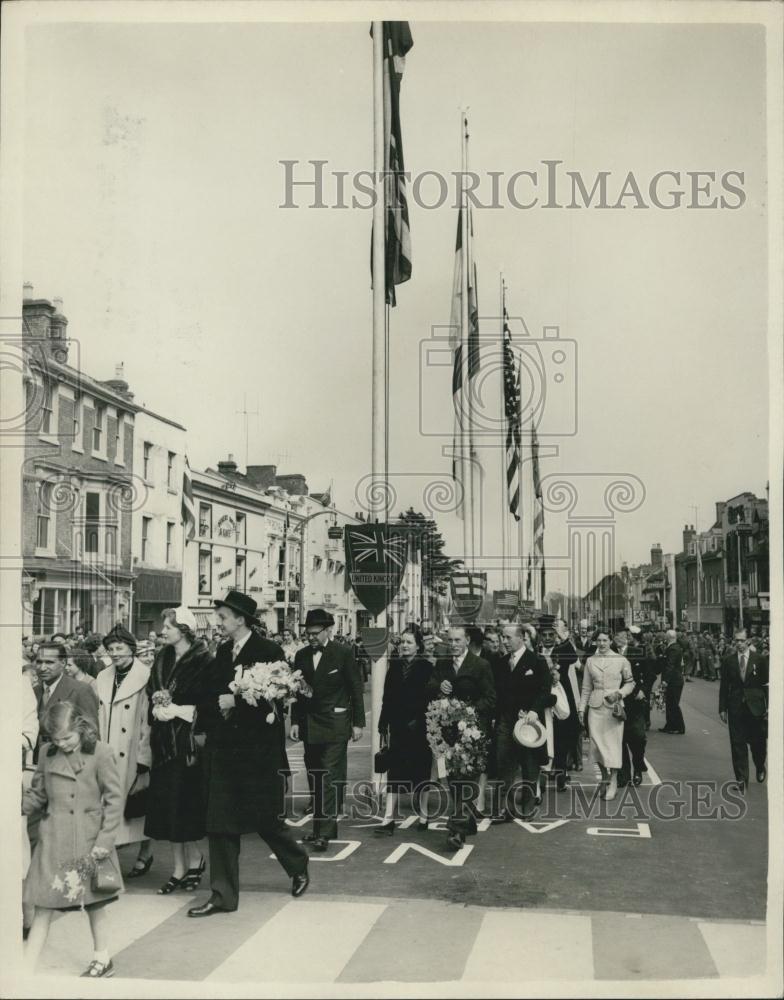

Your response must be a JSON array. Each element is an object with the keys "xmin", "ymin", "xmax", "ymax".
[
  {"xmin": 131, "ymin": 408, "xmax": 187, "ymax": 636},
  {"xmin": 22, "ymin": 289, "xmax": 136, "ymax": 635},
  {"xmin": 182, "ymin": 456, "xmax": 364, "ymax": 636}
]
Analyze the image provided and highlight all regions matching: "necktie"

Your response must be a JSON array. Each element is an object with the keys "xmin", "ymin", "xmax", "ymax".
[
  {"xmin": 232, "ymin": 643, "xmax": 242, "ymax": 661},
  {"xmin": 43, "ymin": 684, "xmax": 51, "ymax": 704},
  {"xmin": 740, "ymin": 654, "xmax": 747, "ymax": 681},
  {"xmin": 401, "ymin": 660, "xmax": 411, "ymax": 681}
]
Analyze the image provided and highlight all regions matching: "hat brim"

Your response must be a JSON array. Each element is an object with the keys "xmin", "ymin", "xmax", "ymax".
[
  {"xmin": 513, "ymin": 720, "xmax": 547, "ymax": 748},
  {"xmin": 214, "ymin": 599, "xmax": 256, "ymax": 619}
]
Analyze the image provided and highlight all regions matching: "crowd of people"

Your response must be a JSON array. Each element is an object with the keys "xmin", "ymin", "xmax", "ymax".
[{"xmin": 19, "ymin": 596, "xmax": 769, "ymax": 978}]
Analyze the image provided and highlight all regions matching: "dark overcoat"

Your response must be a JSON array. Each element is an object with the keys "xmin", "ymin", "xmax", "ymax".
[
  {"xmin": 198, "ymin": 633, "xmax": 290, "ymax": 834},
  {"xmin": 508, "ymin": 649, "xmax": 556, "ymax": 766},
  {"xmin": 427, "ymin": 651, "xmax": 496, "ymax": 730},
  {"xmin": 719, "ymin": 651, "xmax": 768, "ymax": 720},
  {"xmin": 291, "ymin": 640, "xmax": 366, "ymax": 744},
  {"xmin": 378, "ymin": 655, "xmax": 433, "ymax": 784}
]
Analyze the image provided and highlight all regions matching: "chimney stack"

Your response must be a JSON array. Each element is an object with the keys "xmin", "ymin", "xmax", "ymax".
[
  {"xmin": 52, "ymin": 297, "xmax": 64, "ymax": 313},
  {"xmin": 218, "ymin": 454, "xmax": 238, "ymax": 477},
  {"xmin": 23, "ymin": 282, "xmax": 34, "ymax": 301},
  {"xmin": 650, "ymin": 543, "xmax": 663, "ymax": 570},
  {"xmin": 682, "ymin": 524, "xmax": 696, "ymax": 553}
]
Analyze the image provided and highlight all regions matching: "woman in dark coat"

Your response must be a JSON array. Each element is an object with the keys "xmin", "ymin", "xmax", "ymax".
[
  {"xmin": 374, "ymin": 627, "xmax": 433, "ymax": 836},
  {"xmin": 144, "ymin": 607, "xmax": 214, "ymax": 894}
]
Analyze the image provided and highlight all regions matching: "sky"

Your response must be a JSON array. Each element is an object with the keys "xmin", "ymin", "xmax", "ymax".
[{"xmin": 22, "ymin": 16, "xmax": 770, "ymax": 594}]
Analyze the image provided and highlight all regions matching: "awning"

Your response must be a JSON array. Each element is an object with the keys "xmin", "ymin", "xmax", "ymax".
[{"xmin": 194, "ymin": 612, "xmax": 212, "ymax": 631}]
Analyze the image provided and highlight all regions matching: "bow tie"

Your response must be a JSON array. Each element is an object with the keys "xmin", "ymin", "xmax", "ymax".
[{"xmin": 311, "ymin": 644, "xmax": 324, "ymax": 654}]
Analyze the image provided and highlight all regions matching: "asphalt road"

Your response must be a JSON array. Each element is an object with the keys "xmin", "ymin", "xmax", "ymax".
[{"xmin": 118, "ymin": 675, "xmax": 768, "ymax": 922}]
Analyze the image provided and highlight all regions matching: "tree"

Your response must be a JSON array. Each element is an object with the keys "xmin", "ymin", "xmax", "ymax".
[{"xmin": 394, "ymin": 507, "xmax": 463, "ymax": 604}]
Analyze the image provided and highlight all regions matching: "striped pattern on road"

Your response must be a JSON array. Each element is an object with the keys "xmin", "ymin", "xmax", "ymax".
[{"xmin": 34, "ymin": 892, "xmax": 766, "ymax": 984}]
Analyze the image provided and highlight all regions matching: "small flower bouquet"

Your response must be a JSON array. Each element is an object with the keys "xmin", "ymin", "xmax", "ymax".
[
  {"xmin": 229, "ymin": 661, "xmax": 312, "ymax": 723},
  {"xmin": 51, "ymin": 854, "xmax": 97, "ymax": 905},
  {"xmin": 151, "ymin": 689, "xmax": 172, "ymax": 708},
  {"xmin": 426, "ymin": 697, "xmax": 488, "ymax": 779},
  {"xmin": 652, "ymin": 685, "xmax": 666, "ymax": 713}
]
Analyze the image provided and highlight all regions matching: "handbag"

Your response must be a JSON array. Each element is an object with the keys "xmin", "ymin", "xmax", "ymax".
[
  {"xmin": 91, "ymin": 855, "xmax": 121, "ymax": 894},
  {"xmin": 374, "ymin": 733, "xmax": 391, "ymax": 774},
  {"xmin": 611, "ymin": 699, "xmax": 627, "ymax": 721},
  {"xmin": 123, "ymin": 771, "xmax": 150, "ymax": 819}
]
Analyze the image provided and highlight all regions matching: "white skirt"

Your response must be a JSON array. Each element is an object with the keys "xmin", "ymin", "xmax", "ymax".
[{"xmin": 587, "ymin": 704, "xmax": 624, "ymax": 769}]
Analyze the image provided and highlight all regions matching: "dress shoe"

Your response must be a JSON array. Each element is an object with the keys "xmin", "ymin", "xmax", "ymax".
[
  {"xmin": 466, "ymin": 816, "xmax": 478, "ymax": 836},
  {"xmin": 756, "ymin": 768, "xmax": 766, "ymax": 783},
  {"xmin": 309, "ymin": 837, "xmax": 329, "ymax": 852},
  {"xmin": 736, "ymin": 780, "xmax": 746, "ymax": 795},
  {"xmin": 490, "ymin": 813, "xmax": 512, "ymax": 825},
  {"xmin": 372, "ymin": 821, "xmax": 395, "ymax": 837},
  {"xmin": 301, "ymin": 833, "xmax": 320, "ymax": 843},
  {"xmin": 632, "ymin": 771, "xmax": 643, "ymax": 786},
  {"xmin": 416, "ymin": 819, "xmax": 429, "ymax": 831},
  {"xmin": 446, "ymin": 833, "xmax": 464, "ymax": 851},
  {"xmin": 658, "ymin": 727, "xmax": 675, "ymax": 733},
  {"xmin": 291, "ymin": 871, "xmax": 310, "ymax": 898},
  {"xmin": 188, "ymin": 900, "xmax": 231, "ymax": 918}
]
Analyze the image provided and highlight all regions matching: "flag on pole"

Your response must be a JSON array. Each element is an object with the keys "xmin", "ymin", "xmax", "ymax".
[
  {"xmin": 502, "ymin": 305, "xmax": 521, "ymax": 521},
  {"xmin": 450, "ymin": 208, "xmax": 481, "ymax": 517},
  {"xmin": 532, "ymin": 425, "xmax": 545, "ymax": 596},
  {"xmin": 450, "ymin": 570, "xmax": 487, "ymax": 622},
  {"xmin": 526, "ymin": 553, "xmax": 532, "ymax": 599},
  {"xmin": 182, "ymin": 457, "xmax": 196, "ymax": 541},
  {"xmin": 370, "ymin": 21, "xmax": 413, "ymax": 306},
  {"xmin": 696, "ymin": 537, "xmax": 705, "ymax": 582}
]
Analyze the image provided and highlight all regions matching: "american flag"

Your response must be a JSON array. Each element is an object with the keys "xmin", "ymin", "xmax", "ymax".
[
  {"xmin": 182, "ymin": 456, "xmax": 196, "ymax": 542},
  {"xmin": 450, "ymin": 194, "xmax": 481, "ymax": 518},
  {"xmin": 371, "ymin": 21, "xmax": 413, "ymax": 307},
  {"xmin": 532, "ymin": 426, "xmax": 545, "ymax": 596},
  {"xmin": 502, "ymin": 303, "xmax": 521, "ymax": 521}
]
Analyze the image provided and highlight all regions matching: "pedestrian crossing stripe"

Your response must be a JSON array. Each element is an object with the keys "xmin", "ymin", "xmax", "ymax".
[{"xmin": 30, "ymin": 892, "xmax": 767, "ymax": 984}]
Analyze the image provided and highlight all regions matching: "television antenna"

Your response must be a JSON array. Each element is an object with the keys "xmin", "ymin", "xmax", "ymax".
[{"xmin": 235, "ymin": 394, "xmax": 260, "ymax": 467}]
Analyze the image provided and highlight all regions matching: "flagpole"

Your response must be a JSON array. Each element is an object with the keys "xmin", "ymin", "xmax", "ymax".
[
  {"xmin": 517, "ymin": 364, "xmax": 525, "ymax": 608},
  {"xmin": 692, "ymin": 505, "xmax": 700, "ymax": 633},
  {"xmin": 460, "ymin": 111, "xmax": 474, "ymax": 571},
  {"xmin": 371, "ymin": 20, "xmax": 389, "ymax": 784},
  {"xmin": 499, "ymin": 272, "xmax": 507, "ymax": 590}
]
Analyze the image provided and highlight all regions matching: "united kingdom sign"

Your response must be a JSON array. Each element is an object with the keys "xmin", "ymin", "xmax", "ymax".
[{"xmin": 344, "ymin": 523, "xmax": 409, "ymax": 616}]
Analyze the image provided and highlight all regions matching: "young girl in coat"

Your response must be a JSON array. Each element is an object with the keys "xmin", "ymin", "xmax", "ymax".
[{"xmin": 22, "ymin": 700, "xmax": 124, "ymax": 978}]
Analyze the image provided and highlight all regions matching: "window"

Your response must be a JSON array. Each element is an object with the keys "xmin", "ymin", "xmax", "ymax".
[
  {"xmin": 235, "ymin": 551, "xmax": 246, "ymax": 591},
  {"xmin": 143, "ymin": 442, "xmax": 152, "ymax": 481},
  {"xmin": 278, "ymin": 543, "xmax": 286, "ymax": 582},
  {"xmin": 115, "ymin": 414, "xmax": 124, "ymax": 464},
  {"xmin": 199, "ymin": 503, "xmax": 212, "ymax": 538},
  {"xmin": 72, "ymin": 392, "xmax": 81, "ymax": 445},
  {"xmin": 141, "ymin": 516, "xmax": 152, "ymax": 561},
  {"xmin": 167, "ymin": 452, "xmax": 175, "ymax": 489},
  {"xmin": 85, "ymin": 492, "xmax": 100, "ymax": 555},
  {"xmin": 166, "ymin": 522, "xmax": 174, "ymax": 564},
  {"xmin": 199, "ymin": 547, "xmax": 212, "ymax": 595},
  {"xmin": 93, "ymin": 405, "xmax": 105, "ymax": 453},
  {"xmin": 313, "ymin": 555, "xmax": 322, "ymax": 571},
  {"xmin": 41, "ymin": 382, "xmax": 54, "ymax": 435},
  {"xmin": 105, "ymin": 523, "xmax": 117, "ymax": 560},
  {"xmin": 235, "ymin": 512, "xmax": 246, "ymax": 545},
  {"xmin": 36, "ymin": 482, "xmax": 51, "ymax": 549}
]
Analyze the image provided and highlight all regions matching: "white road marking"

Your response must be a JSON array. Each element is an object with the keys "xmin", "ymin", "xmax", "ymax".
[{"xmin": 463, "ymin": 911, "xmax": 593, "ymax": 981}]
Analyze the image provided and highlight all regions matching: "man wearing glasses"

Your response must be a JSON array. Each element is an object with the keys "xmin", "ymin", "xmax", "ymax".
[{"xmin": 290, "ymin": 609, "xmax": 365, "ymax": 851}]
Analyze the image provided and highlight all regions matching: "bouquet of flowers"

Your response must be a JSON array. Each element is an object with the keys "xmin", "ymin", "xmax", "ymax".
[
  {"xmin": 229, "ymin": 661, "xmax": 312, "ymax": 723},
  {"xmin": 50, "ymin": 854, "xmax": 97, "ymax": 904},
  {"xmin": 652, "ymin": 684, "xmax": 666, "ymax": 713},
  {"xmin": 425, "ymin": 697, "xmax": 488, "ymax": 778},
  {"xmin": 151, "ymin": 689, "xmax": 172, "ymax": 708}
]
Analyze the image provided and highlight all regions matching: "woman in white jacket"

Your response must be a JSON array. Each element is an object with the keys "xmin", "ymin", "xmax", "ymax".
[{"xmin": 578, "ymin": 631, "xmax": 635, "ymax": 801}]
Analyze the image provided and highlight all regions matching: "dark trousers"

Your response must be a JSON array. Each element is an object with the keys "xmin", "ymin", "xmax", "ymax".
[
  {"xmin": 665, "ymin": 682, "xmax": 685, "ymax": 732},
  {"xmin": 619, "ymin": 715, "xmax": 647, "ymax": 784},
  {"xmin": 728, "ymin": 705, "xmax": 767, "ymax": 784},
  {"xmin": 304, "ymin": 740, "xmax": 347, "ymax": 840},
  {"xmin": 492, "ymin": 718, "xmax": 540, "ymax": 818},
  {"xmin": 208, "ymin": 823, "xmax": 308, "ymax": 911},
  {"xmin": 446, "ymin": 776, "xmax": 480, "ymax": 836}
]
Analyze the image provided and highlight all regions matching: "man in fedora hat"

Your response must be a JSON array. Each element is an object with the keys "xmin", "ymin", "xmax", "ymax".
[
  {"xmin": 290, "ymin": 608, "xmax": 365, "ymax": 851},
  {"xmin": 188, "ymin": 591, "xmax": 309, "ymax": 917}
]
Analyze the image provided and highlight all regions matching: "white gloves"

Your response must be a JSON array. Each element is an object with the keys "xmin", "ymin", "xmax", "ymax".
[{"xmin": 153, "ymin": 703, "xmax": 195, "ymax": 723}]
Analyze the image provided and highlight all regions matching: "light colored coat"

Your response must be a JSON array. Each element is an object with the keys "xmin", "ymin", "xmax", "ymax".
[
  {"xmin": 96, "ymin": 659, "xmax": 151, "ymax": 845},
  {"xmin": 22, "ymin": 741, "xmax": 124, "ymax": 908},
  {"xmin": 579, "ymin": 652, "xmax": 635, "ymax": 712}
]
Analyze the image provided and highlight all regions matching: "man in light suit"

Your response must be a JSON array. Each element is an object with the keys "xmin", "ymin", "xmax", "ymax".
[
  {"xmin": 719, "ymin": 628, "xmax": 768, "ymax": 791},
  {"xmin": 291, "ymin": 609, "xmax": 365, "ymax": 852}
]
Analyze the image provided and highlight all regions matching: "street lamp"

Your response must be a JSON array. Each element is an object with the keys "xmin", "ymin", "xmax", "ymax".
[{"xmin": 294, "ymin": 505, "xmax": 358, "ymax": 627}]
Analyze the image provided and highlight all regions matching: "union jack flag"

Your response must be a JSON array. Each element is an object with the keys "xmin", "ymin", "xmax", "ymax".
[{"xmin": 349, "ymin": 528, "xmax": 407, "ymax": 569}]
